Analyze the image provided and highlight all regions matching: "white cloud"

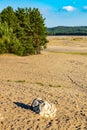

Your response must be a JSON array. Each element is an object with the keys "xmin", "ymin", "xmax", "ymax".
[
  {"xmin": 62, "ymin": 6, "xmax": 76, "ymax": 12},
  {"xmin": 83, "ymin": 6, "xmax": 87, "ymax": 10}
]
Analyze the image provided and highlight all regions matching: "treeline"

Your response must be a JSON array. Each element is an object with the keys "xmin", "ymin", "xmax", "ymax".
[
  {"xmin": 0, "ymin": 6, "xmax": 47, "ymax": 55},
  {"xmin": 47, "ymin": 26, "xmax": 87, "ymax": 36}
]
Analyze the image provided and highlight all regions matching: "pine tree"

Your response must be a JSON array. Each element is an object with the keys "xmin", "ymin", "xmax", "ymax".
[
  {"xmin": 0, "ymin": 6, "xmax": 47, "ymax": 55},
  {"xmin": 1, "ymin": 6, "xmax": 17, "ymax": 30},
  {"xmin": 29, "ymin": 8, "xmax": 47, "ymax": 54}
]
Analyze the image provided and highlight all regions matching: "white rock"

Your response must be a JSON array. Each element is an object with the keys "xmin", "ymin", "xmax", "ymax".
[{"xmin": 31, "ymin": 98, "xmax": 57, "ymax": 118}]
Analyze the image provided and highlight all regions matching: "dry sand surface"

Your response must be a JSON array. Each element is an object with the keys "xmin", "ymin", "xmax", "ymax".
[
  {"xmin": 47, "ymin": 36, "xmax": 87, "ymax": 53},
  {"xmin": 0, "ymin": 36, "xmax": 87, "ymax": 130}
]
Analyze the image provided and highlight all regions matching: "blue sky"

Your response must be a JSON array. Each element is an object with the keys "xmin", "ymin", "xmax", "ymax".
[{"xmin": 0, "ymin": 0, "xmax": 87, "ymax": 27}]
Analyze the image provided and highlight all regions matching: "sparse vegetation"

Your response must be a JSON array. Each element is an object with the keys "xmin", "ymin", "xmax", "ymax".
[
  {"xmin": 49, "ymin": 84, "xmax": 62, "ymax": 88},
  {"xmin": 7, "ymin": 80, "xmax": 12, "ymax": 82},
  {"xmin": 36, "ymin": 82, "xmax": 44, "ymax": 86},
  {"xmin": 15, "ymin": 80, "xmax": 26, "ymax": 83},
  {"xmin": 64, "ymin": 52, "xmax": 87, "ymax": 55},
  {"xmin": 49, "ymin": 51, "xmax": 87, "ymax": 55}
]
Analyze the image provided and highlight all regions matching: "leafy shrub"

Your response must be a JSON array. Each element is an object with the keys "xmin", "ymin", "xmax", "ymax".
[
  {"xmin": 0, "ymin": 6, "xmax": 47, "ymax": 56},
  {"xmin": 0, "ymin": 39, "xmax": 6, "ymax": 54}
]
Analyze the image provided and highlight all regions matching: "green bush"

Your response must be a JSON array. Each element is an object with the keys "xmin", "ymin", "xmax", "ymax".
[
  {"xmin": 23, "ymin": 43, "xmax": 35, "ymax": 55},
  {"xmin": 2, "ymin": 36, "xmax": 10, "ymax": 53},
  {"xmin": 0, "ymin": 6, "xmax": 47, "ymax": 56},
  {"xmin": 0, "ymin": 39, "xmax": 6, "ymax": 54}
]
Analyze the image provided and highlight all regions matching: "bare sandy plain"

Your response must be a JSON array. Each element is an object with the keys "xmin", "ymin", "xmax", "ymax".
[
  {"xmin": 0, "ymin": 36, "xmax": 87, "ymax": 130},
  {"xmin": 47, "ymin": 36, "xmax": 87, "ymax": 53}
]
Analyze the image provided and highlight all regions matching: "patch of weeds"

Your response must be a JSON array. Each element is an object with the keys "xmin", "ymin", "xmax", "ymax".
[
  {"xmin": 36, "ymin": 82, "xmax": 44, "ymax": 86},
  {"xmin": 64, "ymin": 52, "xmax": 87, "ymax": 55},
  {"xmin": 49, "ymin": 84, "xmax": 62, "ymax": 88},
  {"xmin": 7, "ymin": 80, "xmax": 12, "ymax": 82},
  {"xmin": 49, "ymin": 51, "xmax": 87, "ymax": 56},
  {"xmin": 15, "ymin": 80, "xmax": 26, "ymax": 83}
]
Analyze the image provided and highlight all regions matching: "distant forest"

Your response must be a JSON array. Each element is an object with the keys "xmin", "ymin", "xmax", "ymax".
[{"xmin": 47, "ymin": 26, "xmax": 87, "ymax": 36}]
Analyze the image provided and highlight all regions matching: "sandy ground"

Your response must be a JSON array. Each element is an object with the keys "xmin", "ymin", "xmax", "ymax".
[
  {"xmin": 0, "ymin": 36, "xmax": 87, "ymax": 130},
  {"xmin": 47, "ymin": 36, "xmax": 87, "ymax": 53}
]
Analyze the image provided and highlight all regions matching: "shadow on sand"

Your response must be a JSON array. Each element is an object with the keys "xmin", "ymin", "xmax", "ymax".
[{"xmin": 13, "ymin": 102, "xmax": 32, "ymax": 110}]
